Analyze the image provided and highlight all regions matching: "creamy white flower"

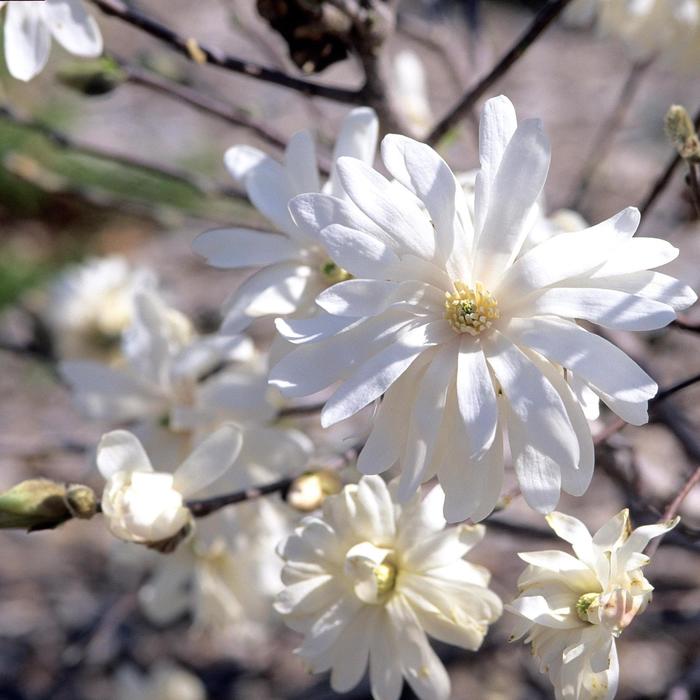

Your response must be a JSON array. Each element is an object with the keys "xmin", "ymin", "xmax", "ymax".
[
  {"xmin": 566, "ymin": 0, "xmax": 700, "ymax": 68},
  {"xmin": 275, "ymin": 475, "xmax": 502, "ymax": 700},
  {"xmin": 115, "ymin": 662, "xmax": 206, "ymax": 700},
  {"xmin": 507, "ymin": 509, "xmax": 678, "ymax": 700},
  {"xmin": 392, "ymin": 50, "xmax": 433, "ymax": 138},
  {"xmin": 97, "ymin": 425, "xmax": 242, "ymax": 545},
  {"xmin": 271, "ymin": 95, "xmax": 696, "ymax": 522},
  {"xmin": 192, "ymin": 107, "xmax": 379, "ymax": 334},
  {"xmin": 1, "ymin": 0, "xmax": 102, "ymax": 81},
  {"xmin": 43, "ymin": 256, "xmax": 157, "ymax": 361}
]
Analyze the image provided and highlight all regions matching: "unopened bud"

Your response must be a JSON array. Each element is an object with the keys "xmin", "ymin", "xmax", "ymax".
[
  {"xmin": 0, "ymin": 479, "xmax": 96, "ymax": 532},
  {"xmin": 57, "ymin": 57, "xmax": 127, "ymax": 96},
  {"xmin": 665, "ymin": 105, "xmax": 700, "ymax": 162},
  {"xmin": 286, "ymin": 470, "xmax": 342, "ymax": 512}
]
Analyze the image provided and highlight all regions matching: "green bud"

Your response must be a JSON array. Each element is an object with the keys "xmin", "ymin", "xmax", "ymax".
[
  {"xmin": 665, "ymin": 104, "xmax": 700, "ymax": 162},
  {"xmin": 0, "ymin": 479, "xmax": 97, "ymax": 532},
  {"xmin": 57, "ymin": 57, "xmax": 127, "ymax": 96}
]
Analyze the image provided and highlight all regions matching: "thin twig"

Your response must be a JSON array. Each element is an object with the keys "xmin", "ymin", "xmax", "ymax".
[
  {"xmin": 672, "ymin": 314, "xmax": 700, "ymax": 333},
  {"xmin": 89, "ymin": 0, "xmax": 364, "ymax": 104},
  {"xmin": 685, "ymin": 161, "xmax": 700, "ymax": 216},
  {"xmin": 426, "ymin": 0, "xmax": 574, "ymax": 146},
  {"xmin": 570, "ymin": 60, "xmax": 651, "ymax": 210},
  {"xmin": 639, "ymin": 105, "xmax": 700, "ymax": 219}
]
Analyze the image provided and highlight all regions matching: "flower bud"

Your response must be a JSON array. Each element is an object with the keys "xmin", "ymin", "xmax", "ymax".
[
  {"xmin": 286, "ymin": 469, "xmax": 342, "ymax": 512},
  {"xmin": 665, "ymin": 104, "xmax": 700, "ymax": 162},
  {"xmin": 0, "ymin": 479, "xmax": 96, "ymax": 531}
]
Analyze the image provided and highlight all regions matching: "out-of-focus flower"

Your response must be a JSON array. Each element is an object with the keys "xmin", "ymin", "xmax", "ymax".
[
  {"xmin": 1, "ymin": 0, "xmax": 102, "ymax": 82},
  {"xmin": 392, "ymin": 50, "xmax": 433, "ymax": 138},
  {"xmin": 272, "ymin": 94, "xmax": 697, "ymax": 522},
  {"xmin": 565, "ymin": 0, "xmax": 700, "ymax": 69},
  {"xmin": 115, "ymin": 662, "xmax": 206, "ymax": 700},
  {"xmin": 43, "ymin": 256, "xmax": 157, "ymax": 362},
  {"xmin": 275, "ymin": 476, "xmax": 502, "ymax": 700},
  {"xmin": 286, "ymin": 468, "xmax": 343, "ymax": 512},
  {"xmin": 97, "ymin": 425, "xmax": 241, "ymax": 547},
  {"xmin": 508, "ymin": 509, "xmax": 678, "ymax": 700},
  {"xmin": 192, "ymin": 107, "xmax": 378, "ymax": 334}
]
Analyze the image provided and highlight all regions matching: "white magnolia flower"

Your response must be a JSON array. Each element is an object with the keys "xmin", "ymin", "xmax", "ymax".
[
  {"xmin": 271, "ymin": 95, "xmax": 696, "ymax": 522},
  {"xmin": 392, "ymin": 50, "xmax": 433, "ymax": 138},
  {"xmin": 97, "ymin": 425, "xmax": 242, "ymax": 546},
  {"xmin": 61, "ymin": 289, "xmax": 277, "ymax": 462},
  {"xmin": 43, "ymin": 256, "xmax": 157, "ymax": 361},
  {"xmin": 507, "ymin": 509, "xmax": 678, "ymax": 700},
  {"xmin": 275, "ymin": 475, "xmax": 502, "ymax": 700},
  {"xmin": 192, "ymin": 107, "xmax": 378, "ymax": 334},
  {"xmin": 1, "ymin": 0, "xmax": 102, "ymax": 81},
  {"xmin": 565, "ymin": 0, "xmax": 700, "ymax": 68},
  {"xmin": 115, "ymin": 662, "xmax": 206, "ymax": 700},
  {"xmin": 139, "ymin": 426, "xmax": 313, "ymax": 638}
]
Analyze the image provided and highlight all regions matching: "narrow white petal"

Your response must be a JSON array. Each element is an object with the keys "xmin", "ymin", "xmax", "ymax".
[
  {"xmin": 275, "ymin": 312, "xmax": 359, "ymax": 344},
  {"xmin": 192, "ymin": 228, "xmax": 297, "ymax": 268},
  {"xmin": 224, "ymin": 145, "xmax": 267, "ymax": 182},
  {"xmin": 97, "ymin": 430, "xmax": 153, "ymax": 478},
  {"xmin": 285, "ymin": 130, "xmax": 321, "ymax": 194},
  {"xmin": 318, "ymin": 223, "xmax": 399, "ymax": 278},
  {"xmin": 592, "ymin": 236, "xmax": 678, "ymax": 276},
  {"xmin": 544, "ymin": 511, "xmax": 595, "ymax": 567},
  {"xmin": 5, "ymin": 3, "xmax": 51, "ymax": 81},
  {"xmin": 44, "ymin": 0, "xmax": 102, "ymax": 57},
  {"xmin": 316, "ymin": 279, "xmax": 398, "ymax": 316}
]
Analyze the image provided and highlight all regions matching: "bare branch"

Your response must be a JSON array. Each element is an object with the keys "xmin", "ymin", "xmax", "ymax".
[
  {"xmin": 89, "ymin": 0, "xmax": 364, "ymax": 104},
  {"xmin": 426, "ymin": 0, "xmax": 574, "ymax": 146}
]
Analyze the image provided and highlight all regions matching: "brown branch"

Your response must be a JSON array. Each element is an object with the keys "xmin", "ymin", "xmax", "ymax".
[
  {"xmin": 89, "ymin": 0, "xmax": 364, "ymax": 104},
  {"xmin": 672, "ymin": 314, "xmax": 700, "ymax": 333},
  {"xmin": 639, "ymin": 105, "xmax": 700, "ymax": 219},
  {"xmin": 426, "ymin": 0, "xmax": 574, "ymax": 146},
  {"xmin": 686, "ymin": 161, "xmax": 700, "ymax": 217}
]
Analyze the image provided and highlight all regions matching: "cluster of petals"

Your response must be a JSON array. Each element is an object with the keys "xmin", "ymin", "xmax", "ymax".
[
  {"xmin": 275, "ymin": 475, "xmax": 502, "ymax": 700},
  {"xmin": 97, "ymin": 425, "xmax": 241, "ymax": 546},
  {"xmin": 507, "ymin": 509, "xmax": 678, "ymax": 699},
  {"xmin": 193, "ymin": 107, "xmax": 379, "ymax": 335},
  {"xmin": 1, "ymin": 0, "xmax": 102, "ymax": 81},
  {"xmin": 269, "ymin": 95, "xmax": 695, "ymax": 522}
]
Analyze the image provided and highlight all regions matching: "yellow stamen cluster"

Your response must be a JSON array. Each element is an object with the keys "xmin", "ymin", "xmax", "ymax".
[
  {"xmin": 374, "ymin": 560, "xmax": 398, "ymax": 596},
  {"xmin": 445, "ymin": 281, "xmax": 499, "ymax": 335},
  {"xmin": 320, "ymin": 260, "xmax": 352, "ymax": 284}
]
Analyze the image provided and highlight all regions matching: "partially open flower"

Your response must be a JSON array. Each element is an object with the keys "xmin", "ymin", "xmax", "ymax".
[
  {"xmin": 507, "ymin": 509, "xmax": 678, "ymax": 700},
  {"xmin": 97, "ymin": 425, "xmax": 242, "ymax": 548}
]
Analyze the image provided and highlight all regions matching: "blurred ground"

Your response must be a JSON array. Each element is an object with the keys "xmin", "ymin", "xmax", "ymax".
[{"xmin": 0, "ymin": 1, "xmax": 699, "ymax": 699}]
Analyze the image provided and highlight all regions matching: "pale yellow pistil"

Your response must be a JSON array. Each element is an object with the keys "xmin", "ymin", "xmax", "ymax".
[
  {"xmin": 445, "ymin": 281, "xmax": 500, "ymax": 335},
  {"xmin": 373, "ymin": 560, "xmax": 397, "ymax": 596},
  {"xmin": 320, "ymin": 260, "xmax": 352, "ymax": 284}
]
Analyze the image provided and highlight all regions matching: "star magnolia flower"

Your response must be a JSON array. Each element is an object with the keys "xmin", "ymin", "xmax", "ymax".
[
  {"xmin": 565, "ymin": 0, "xmax": 700, "ymax": 69},
  {"xmin": 43, "ymin": 256, "xmax": 157, "ymax": 361},
  {"xmin": 507, "ymin": 509, "xmax": 678, "ymax": 700},
  {"xmin": 275, "ymin": 475, "xmax": 502, "ymax": 700},
  {"xmin": 271, "ymin": 95, "xmax": 696, "ymax": 522},
  {"xmin": 97, "ymin": 425, "xmax": 242, "ymax": 546},
  {"xmin": 115, "ymin": 663, "xmax": 206, "ymax": 700},
  {"xmin": 192, "ymin": 107, "xmax": 378, "ymax": 334},
  {"xmin": 1, "ymin": 0, "xmax": 102, "ymax": 81}
]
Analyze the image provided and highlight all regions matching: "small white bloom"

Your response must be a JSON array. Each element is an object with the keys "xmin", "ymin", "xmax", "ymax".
[
  {"xmin": 43, "ymin": 256, "xmax": 157, "ymax": 361},
  {"xmin": 272, "ymin": 94, "xmax": 696, "ymax": 522},
  {"xmin": 275, "ymin": 475, "xmax": 502, "ymax": 700},
  {"xmin": 2, "ymin": 0, "xmax": 102, "ymax": 81},
  {"xmin": 507, "ymin": 509, "xmax": 678, "ymax": 700},
  {"xmin": 392, "ymin": 50, "xmax": 433, "ymax": 138},
  {"xmin": 192, "ymin": 107, "xmax": 379, "ymax": 333},
  {"xmin": 115, "ymin": 662, "xmax": 206, "ymax": 700},
  {"xmin": 97, "ymin": 424, "xmax": 242, "ymax": 546}
]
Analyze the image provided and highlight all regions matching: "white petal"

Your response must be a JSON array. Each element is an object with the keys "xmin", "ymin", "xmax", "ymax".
[
  {"xmin": 174, "ymin": 423, "xmax": 243, "ymax": 496},
  {"xmin": 4, "ymin": 3, "xmax": 51, "ymax": 81},
  {"xmin": 192, "ymin": 228, "xmax": 298, "ymax": 268},
  {"xmin": 321, "ymin": 321, "xmax": 453, "ymax": 427},
  {"xmin": 592, "ymin": 236, "xmax": 678, "ymax": 276},
  {"xmin": 369, "ymin": 609, "xmax": 403, "ymax": 700},
  {"xmin": 224, "ymin": 145, "xmax": 267, "ymax": 181},
  {"xmin": 316, "ymin": 279, "xmax": 398, "ymax": 316},
  {"xmin": 285, "ymin": 130, "xmax": 321, "ymax": 194},
  {"xmin": 506, "ymin": 595, "xmax": 579, "ymax": 629},
  {"xmin": 275, "ymin": 311, "xmax": 358, "ymax": 344},
  {"xmin": 97, "ymin": 430, "xmax": 152, "ymax": 479},
  {"xmin": 544, "ymin": 511, "xmax": 595, "ymax": 567},
  {"xmin": 474, "ymin": 119, "xmax": 550, "ymax": 286},
  {"xmin": 44, "ymin": 0, "xmax": 102, "ymax": 57},
  {"xmin": 329, "ymin": 606, "xmax": 375, "ymax": 693},
  {"xmin": 317, "ymin": 223, "xmax": 399, "ymax": 278},
  {"xmin": 506, "ymin": 317, "xmax": 657, "ymax": 424},
  {"xmin": 617, "ymin": 518, "xmax": 679, "ymax": 569}
]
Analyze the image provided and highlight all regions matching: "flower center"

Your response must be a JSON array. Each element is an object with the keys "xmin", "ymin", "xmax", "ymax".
[
  {"xmin": 345, "ymin": 542, "xmax": 397, "ymax": 605},
  {"xmin": 320, "ymin": 260, "xmax": 352, "ymax": 284},
  {"xmin": 576, "ymin": 588, "xmax": 640, "ymax": 636},
  {"xmin": 445, "ymin": 281, "xmax": 499, "ymax": 335}
]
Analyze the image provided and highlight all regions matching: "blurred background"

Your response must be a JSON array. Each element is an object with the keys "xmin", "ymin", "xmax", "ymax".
[{"xmin": 0, "ymin": 1, "xmax": 699, "ymax": 698}]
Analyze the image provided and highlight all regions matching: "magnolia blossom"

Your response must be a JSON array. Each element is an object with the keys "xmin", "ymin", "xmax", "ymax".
[
  {"xmin": 275, "ymin": 475, "xmax": 502, "ymax": 700},
  {"xmin": 507, "ymin": 510, "xmax": 678, "ymax": 699},
  {"xmin": 115, "ymin": 663, "xmax": 206, "ymax": 700},
  {"xmin": 97, "ymin": 425, "xmax": 242, "ymax": 546},
  {"xmin": 43, "ymin": 256, "xmax": 157, "ymax": 361},
  {"xmin": 565, "ymin": 0, "xmax": 700, "ymax": 68},
  {"xmin": 271, "ymin": 95, "xmax": 696, "ymax": 522},
  {"xmin": 192, "ymin": 107, "xmax": 378, "ymax": 334},
  {"xmin": 1, "ymin": 0, "xmax": 102, "ymax": 81}
]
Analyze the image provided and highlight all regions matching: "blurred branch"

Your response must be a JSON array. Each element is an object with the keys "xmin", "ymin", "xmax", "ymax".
[
  {"xmin": 0, "ymin": 105, "xmax": 243, "ymax": 201},
  {"xmin": 672, "ymin": 314, "xmax": 700, "ymax": 333},
  {"xmin": 639, "ymin": 105, "xmax": 700, "ymax": 219},
  {"xmin": 569, "ymin": 59, "xmax": 652, "ymax": 210},
  {"xmin": 426, "ymin": 0, "xmax": 574, "ymax": 145},
  {"xmin": 120, "ymin": 60, "xmax": 288, "ymax": 152},
  {"xmin": 89, "ymin": 0, "xmax": 364, "ymax": 104}
]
